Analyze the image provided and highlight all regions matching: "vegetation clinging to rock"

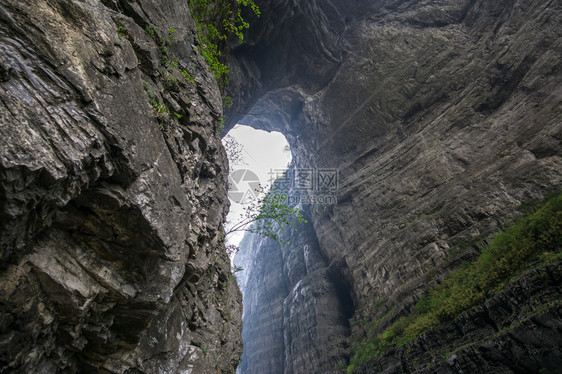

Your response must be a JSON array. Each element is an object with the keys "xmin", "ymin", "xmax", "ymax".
[
  {"xmin": 188, "ymin": 0, "xmax": 260, "ymax": 86},
  {"xmin": 348, "ymin": 192, "xmax": 562, "ymax": 373}
]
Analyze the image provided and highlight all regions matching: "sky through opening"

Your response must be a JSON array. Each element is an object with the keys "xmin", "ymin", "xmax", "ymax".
[{"xmin": 222, "ymin": 125, "xmax": 292, "ymax": 247}]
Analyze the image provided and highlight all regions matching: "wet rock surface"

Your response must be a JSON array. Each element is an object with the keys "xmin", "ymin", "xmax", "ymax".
[
  {"xmin": 230, "ymin": 0, "xmax": 561, "ymax": 372},
  {"xmin": 0, "ymin": 0, "xmax": 241, "ymax": 372}
]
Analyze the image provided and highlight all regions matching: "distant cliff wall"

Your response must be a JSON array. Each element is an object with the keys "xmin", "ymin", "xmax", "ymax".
[{"xmin": 235, "ymin": 185, "xmax": 353, "ymax": 374}]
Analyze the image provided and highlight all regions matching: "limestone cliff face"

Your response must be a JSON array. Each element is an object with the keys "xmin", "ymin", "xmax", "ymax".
[
  {"xmin": 229, "ymin": 0, "xmax": 561, "ymax": 373},
  {"xmin": 0, "ymin": 0, "xmax": 241, "ymax": 373},
  {"xmin": 235, "ymin": 189, "xmax": 353, "ymax": 374}
]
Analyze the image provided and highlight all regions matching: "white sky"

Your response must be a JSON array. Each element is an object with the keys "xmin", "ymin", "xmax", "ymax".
[{"xmin": 223, "ymin": 124, "xmax": 292, "ymax": 247}]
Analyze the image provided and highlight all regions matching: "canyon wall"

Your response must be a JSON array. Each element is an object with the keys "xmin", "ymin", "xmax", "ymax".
[
  {"xmin": 230, "ymin": 0, "xmax": 562, "ymax": 372},
  {"xmin": 0, "ymin": 0, "xmax": 241, "ymax": 372},
  {"xmin": 235, "ymin": 187, "xmax": 353, "ymax": 374},
  {"xmin": 0, "ymin": 0, "xmax": 560, "ymax": 372}
]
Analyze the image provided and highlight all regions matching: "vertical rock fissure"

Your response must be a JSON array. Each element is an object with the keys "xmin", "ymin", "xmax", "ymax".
[{"xmin": 236, "ymin": 181, "xmax": 355, "ymax": 373}]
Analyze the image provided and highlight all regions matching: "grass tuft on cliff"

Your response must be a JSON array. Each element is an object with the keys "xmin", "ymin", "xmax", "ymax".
[{"xmin": 348, "ymin": 192, "xmax": 562, "ymax": 373}]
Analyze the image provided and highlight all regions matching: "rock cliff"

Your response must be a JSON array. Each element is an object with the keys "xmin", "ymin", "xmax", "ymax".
[
  {"xmin": 230, "ymin": 0, "xmax": 561, "ymax": 373},
  {"xmin": 0, "ymin": 0, "xmax": 241, "ymax": 372},
  {"xmin": 235, "ymin": 187, "xmax": 353, "ymax": 374}
]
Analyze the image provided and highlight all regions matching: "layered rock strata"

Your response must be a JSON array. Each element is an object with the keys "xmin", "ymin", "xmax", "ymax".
[
  {"xmin": 357, "ymin": 257, "xmax": 562, "ymax": 373},
  {"xmin": 229, "ymin": 0, "xmax": 562, "ymax": 372},
  {"xmin": 0, "ymin": 0, "xmax": 241, "ymax": 372},
  {"xmin": 235, "ymin": 187, "xmax": 353, "ymax": 374}
]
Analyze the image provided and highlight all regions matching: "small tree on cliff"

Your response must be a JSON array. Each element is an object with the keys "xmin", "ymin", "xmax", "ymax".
[{"xmin": 225, "ymin": 187, "xmax": 306, "ymax": 254}]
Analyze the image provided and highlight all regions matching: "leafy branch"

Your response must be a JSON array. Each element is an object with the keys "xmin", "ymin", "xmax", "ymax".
[
  {"xmin": 188, "ymin": 0, "xmax": 260, "ymax": 87},
  {"xmin": 222, "ymin": 134, "xmax": 246, "ymax": 166},
  {"xmin": 225, "ymin": 187, "xmax": 307, "ymax": 245}
]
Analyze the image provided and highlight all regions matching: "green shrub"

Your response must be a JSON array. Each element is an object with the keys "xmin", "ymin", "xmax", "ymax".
[
  {"xmin": 347, "ymin": 192, "xmax": 562, "ymax": 372},
  {"xmin": 188, "ymin": 0, "xmax": 259, "ymax": 86}
]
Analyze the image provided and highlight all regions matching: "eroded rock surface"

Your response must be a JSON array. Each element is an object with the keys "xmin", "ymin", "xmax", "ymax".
[
  {"xmin": 0, "ymin": 0, "xmax": 241, "ymax": 372},
  {"xmin": 230, "ymin": 0, "xmax": 561, "ymax": 372},
  {"xmin": 235, "ymin": 192, "xmax": 352, "ymax": 374},
  {"xmin": 356, "ymin": 258, "xmax": 562, "ymax": 373}
]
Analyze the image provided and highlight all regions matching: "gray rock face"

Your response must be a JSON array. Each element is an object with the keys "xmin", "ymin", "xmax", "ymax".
[
  {"xmin": 364, "ymin": 259, "xmax": 562, "ymax": 373},
  {"xmin": 0, "ymin": 0, "xmax": 241, "ymax": 373},
  {"xmin": 356, "ymin": 258, "xmax": 562, "ymax": 374},
  {"xmin": 229, "ymin": 0, "xmax": 561, "ymax": 372},
  {"xmin": 235, "ymin": 197, "xmax": 352, "ymax": 374}
]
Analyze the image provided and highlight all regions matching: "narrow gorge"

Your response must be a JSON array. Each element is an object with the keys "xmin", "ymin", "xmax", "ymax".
[{"xmin": 1, "ymin": 0, "xmax": 561, "ymax": 373}]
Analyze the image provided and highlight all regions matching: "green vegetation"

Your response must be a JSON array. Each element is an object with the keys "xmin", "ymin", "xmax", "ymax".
[
  {"xmin": 144, "ymin": 24, "xmax": 196, "ymax": 89},
  {"xmin": 140, "ymin": 24, "xmax": 196, "ymax": 129},
  {"xmin": 188, "ymin": 0, "xmax": 260, "ymax": 86},
  {"xmin": 144, "ymin": 24, "xmax": 157, "ymax": 38},
  {"xmin": 142, "ymin": 80, "xmax": 158, "ymax": 106},
  {"xmin": 348, "ymin": 192, "xmax": 562, "ymax": 373},
  {"xmin": 251, "ymin": 192, "xmax": 307, "ymax": 244},
  {"xmin": 223, "ymin": 95, "xmax": 233, "ymax": 108},
  {"xmin": 226, "ymin": 189, "xmax": 307, "ymax": 245},
  {"xmin": 153, "ymin": 102, "xmax": 170, "ymax": 116},
  {"xmin": 444, "ymin": 234, "xmax": 486, "ymax": 260},
  {"xmin": 219, "ymin": 116, "xmax": 226, "ymax": 135},
  {"xmin": 138, "ymin": 2, "xmax": 260, "ymax": 133},
  {"xmin": 116, "ymin": 24, "xmax": 128, "ymax": 39},
  {"xmin": 226, "ymin": 274, "xmax": 234, "ymax": 288},
  {"xmin": 180, "ymin": 69, "xmax": 196, "ymax": 85},
  {"xmin": 142, "ymin": 79, "xmax": 184, "ymax": 130},
  {"xmin": 233, "ymin": 265, "xmax": 244, "ymax": 273}
]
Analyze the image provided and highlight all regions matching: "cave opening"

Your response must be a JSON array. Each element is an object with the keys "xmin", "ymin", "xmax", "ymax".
[{"xmin": 222, "ymin": 124, "xmax": 292, "ymax": 248}]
